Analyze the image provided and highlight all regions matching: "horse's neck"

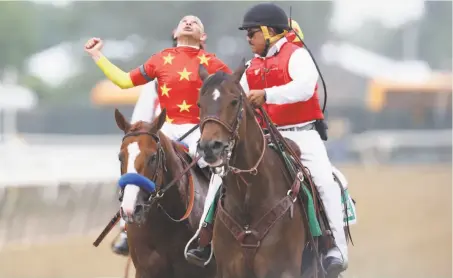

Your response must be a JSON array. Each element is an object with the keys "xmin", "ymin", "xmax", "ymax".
[
  {"xmin": 232, "ymin": 118, "xmax": 264, "ymax": 171},
  {"xmin": 225, "ymin": 108, "xmax": 273, "ymax": 221},
  {"xmin": 160, "ymin": 133, "xmax": 179, "ymax": 175},
  {"xmin": 159, "ymin": 133, "xmax": 188, "ymax": 205}
]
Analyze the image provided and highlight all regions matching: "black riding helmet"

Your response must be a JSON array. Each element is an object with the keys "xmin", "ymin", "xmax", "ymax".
[{"xmin": 239, "ymin": 2, "xmax": 290, "ymax": 31}]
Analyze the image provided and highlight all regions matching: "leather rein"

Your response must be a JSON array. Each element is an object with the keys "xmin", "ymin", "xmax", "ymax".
[
  {"xmin": 93, "ymin": 128, "xmax": 200, "ymax": 247},
  {"xmin": 198, "ymin": 90, "xmax": 304, "ymax": 268}
]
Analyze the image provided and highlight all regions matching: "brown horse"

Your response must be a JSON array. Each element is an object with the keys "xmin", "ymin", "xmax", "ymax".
[
  {"xmin": 196, "ymin": 62, "xmax": 313, "ymax": 278},
  {"xmin": 114, "ymin": 108, "xmax": 216, "ymax": 278}
]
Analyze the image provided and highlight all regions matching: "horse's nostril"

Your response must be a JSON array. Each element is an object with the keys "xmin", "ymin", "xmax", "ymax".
[
  {"xmin": 212, "ymin": 141, "xmax": 225, "ymax": 151},
  {"xmin": 198, "ymin": 140, "xmax": 226, "ymax": 155},
  {"xmin": 135, "ymin": 205, "xmax": 143, "ymax": 215}
]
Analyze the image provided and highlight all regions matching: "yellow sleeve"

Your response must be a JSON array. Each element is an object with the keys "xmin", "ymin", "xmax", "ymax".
[{"xmin": 95, "ymin": 55, "xmax": 134, "ymax": 89}]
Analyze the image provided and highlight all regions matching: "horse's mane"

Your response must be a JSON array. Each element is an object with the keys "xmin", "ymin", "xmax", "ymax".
[
  {"xmin": 200, "ymin": 71, "xmax": 230, "ymax": 92},
  {"xmin": 201, "ymin": 70, "xmax": 256, "ymax": 113}
]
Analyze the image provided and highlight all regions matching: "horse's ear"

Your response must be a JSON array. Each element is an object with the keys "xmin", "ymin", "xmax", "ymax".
[
  {"xmin": 198, "ymin": 64, "xmax": 209, "ymax": 81},
  {"xmin": 150, "ymin": 108, "xmax": 167, "ymax": 133},
  {"xmin": 230, "ymin": 58, "xmax": 247, "ymax": 84},
  {"xmin": 114, "ymin": 108, "xmax": 130, "ymax": 133}
]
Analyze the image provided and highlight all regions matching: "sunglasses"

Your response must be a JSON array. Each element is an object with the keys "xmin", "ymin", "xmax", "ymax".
[{"xmin": 247, "ymin": 29, "xmax": 261, "ymax": 39}]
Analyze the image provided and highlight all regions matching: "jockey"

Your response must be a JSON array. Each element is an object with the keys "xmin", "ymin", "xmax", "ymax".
[
  {"xmin": 185, "ymin": 16, "xmax": 308, "ymax": 263},
  {"xmin": 243, "ymin": 3, "xmax": 348, "ymax": 275},
  {"xmin": 85, "ymin": 15, "xmax": 231, "ymax": 255},
  {"xmin": 186, "ymin": 3, "xmax": 348, "ymax": 277},
  {"xmin": 110, "ymin": 80, "xmax": 160, "ymax": 256}
]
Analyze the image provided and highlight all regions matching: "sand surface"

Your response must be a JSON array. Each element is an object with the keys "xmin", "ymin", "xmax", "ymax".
[{"xmin": 0, "ymin": 165, "xmax": 451, "ymax": 278}]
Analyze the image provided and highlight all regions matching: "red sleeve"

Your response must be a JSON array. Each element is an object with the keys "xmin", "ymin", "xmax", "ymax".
[
  {"xmin": 129, "ymin": 54, "xmax": 160, "ymax": 86},
  {"xmin": 208, "ymin": 56, "xmax": 232, "ymax": 74}
]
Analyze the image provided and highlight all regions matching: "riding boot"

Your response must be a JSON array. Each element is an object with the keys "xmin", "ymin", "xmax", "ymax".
[
  {"xmin": 318, "ymin": 176, "xmax": 348, "ymax": 278},
  {"xmin": 111, "ymin": 230, "xmax": 129, "ymax": 256},
  {"xmin": 186, "ymin": 185, "xmax": 220, "ymax": 265},
  {"xmin": 186, "ymin": 221, "xmax": 213, "ymax": 263}
]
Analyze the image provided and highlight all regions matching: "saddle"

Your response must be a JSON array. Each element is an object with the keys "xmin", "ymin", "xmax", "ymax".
[{"xmin": 263, "ymin": 133, "xmax": 354, "ymax": 254}]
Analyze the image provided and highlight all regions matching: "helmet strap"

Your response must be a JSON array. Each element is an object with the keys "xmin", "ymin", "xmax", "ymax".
[{"xmin": 259, "ymin": 26, "xmax": 287, "ymax": 56}]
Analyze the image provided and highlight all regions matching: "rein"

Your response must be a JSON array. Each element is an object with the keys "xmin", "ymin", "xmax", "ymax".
[
  {"xmin": 258, "ymin": 107, "xmax": 323, "ymax": 275},
  {"xmin": 93, "ymin": 126, "xmax": 200, "ymax": 247},
  {"xmin": 197, "ymin": 84, "xmax": 322, "ymax": 273},
  {"xmin": 199, "ymin": 92, "xmax": 266, "ymax": 177}
]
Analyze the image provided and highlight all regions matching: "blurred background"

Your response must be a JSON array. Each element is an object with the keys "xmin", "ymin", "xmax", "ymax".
[{"xmin": 0, "ymin": 1, "xmax": 451, "ymax": 278}]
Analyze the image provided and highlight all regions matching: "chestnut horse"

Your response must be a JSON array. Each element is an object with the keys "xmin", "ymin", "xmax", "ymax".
[
  {"xmin": 114, "ymin": 108, "xmax": 216, "ymax": 278},
  {"xmin": 196, "ymin": 62, "xmax": 316, "ymax": 278}
]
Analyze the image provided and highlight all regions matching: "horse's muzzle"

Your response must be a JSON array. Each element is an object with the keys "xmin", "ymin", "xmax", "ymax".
[
  {"xmin": 120, "ymin": 203, "xmax": 148, "ymax": 224},
  {"xmin": 197, "ymin": 139, "xmax": 227, "ymax": 164},
  {"xmin": 120, "ymin": 184, "xmax": 149, "ymax": 224}
]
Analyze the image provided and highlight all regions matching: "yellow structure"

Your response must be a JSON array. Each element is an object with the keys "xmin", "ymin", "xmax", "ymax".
[
  {"xmin": 91, "ymin": 79, "xmax": 143, "ymax": 106},
  {"xmin": 366, "ymin": 72, "xmax": 452, "ymax": 112}
]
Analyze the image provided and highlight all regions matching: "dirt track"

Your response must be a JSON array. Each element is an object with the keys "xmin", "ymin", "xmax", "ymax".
[{"xmin": 0, "ymin": 165, "xmax": 451, "ymax": 278}]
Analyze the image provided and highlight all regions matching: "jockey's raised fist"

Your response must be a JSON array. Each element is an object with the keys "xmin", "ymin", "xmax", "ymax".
[{"xmin": 84, "ymin": 37, "xmax": 103, "ymax": 55}]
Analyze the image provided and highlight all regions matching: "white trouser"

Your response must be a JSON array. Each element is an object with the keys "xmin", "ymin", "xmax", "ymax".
[
  {"xmin": 160, "ymin": 122, "xmax": 202, "ymax": 161},
  {"xmin": 281, "ymin": 128, "xmax": 348, "ymax": 266},
  {"xmin": 161, "ymin": 123, "xmax": 223, "ymax": 232}
]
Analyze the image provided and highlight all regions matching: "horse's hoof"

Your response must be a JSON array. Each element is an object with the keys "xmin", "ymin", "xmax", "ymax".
[{"xmin": 111, "ymin": 233, "xmax": 129, "ymax": 256}]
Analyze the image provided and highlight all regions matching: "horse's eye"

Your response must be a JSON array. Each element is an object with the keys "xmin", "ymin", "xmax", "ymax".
[
  {"xmin": 148, "ymin": 154, "xmax": 157, "ymax": 165},
  {"xmin": 197, "ymin": 102, "xmax": 201, "ymax": 108},
  {"xmin": 118, "ymin": 152, "xmax": 124, "ymax": 162},
  {"xmin": 231, "ymin": 99, "xmax": 238, "ymax": 106}
]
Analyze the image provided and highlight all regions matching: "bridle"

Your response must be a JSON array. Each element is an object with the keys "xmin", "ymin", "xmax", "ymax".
[
  {"xmin": 122, "ymin": 131, "xmax": 167, "ymax": 189},
  {"xmin": 120, "ymin": 130, "xmax": 197, "ymax": 223},
  {"xmin": 93, "ymin": 126, "xmax": 198, "ymax": 247},
  {"xmin": 123, "ymin": 131, "xmax": 201, "ymax": 222},
  {"xmin": 199, "ymin": 83, "xmax": 266, "ymax": 178},
  {"xmin": 120, "ymin": 130, "xmax": 166, "ymax": 205}
]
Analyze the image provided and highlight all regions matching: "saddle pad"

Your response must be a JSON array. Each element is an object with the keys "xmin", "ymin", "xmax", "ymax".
[
  {"xmin": 301, "ymin": 184, "xmax": 322, "ymax": 236},
  {"xmin": 342, "ymin": 189, "xmax": 357, "ymax": 225},
  {"xmin": 267, "ymin": 143, "xmax": 322, "ymax": 237}
]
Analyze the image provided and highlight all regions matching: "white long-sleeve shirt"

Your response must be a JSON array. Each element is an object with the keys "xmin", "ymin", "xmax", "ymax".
[
  {"xmin": 240, "ymin": 37, "xmax": 319, "ymax": 105},
  {"xmin": 131, "ymin": 81, "xmax": 160, "ymax": 124}
]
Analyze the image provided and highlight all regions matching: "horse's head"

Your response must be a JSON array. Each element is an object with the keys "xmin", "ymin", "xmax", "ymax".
[
  {"xmin": 196, "ymin": 59, "xmax": 247, "ymax": 168},
  {"xmin": 114, "ymin": 108, "xmax": 168, "ymax": 224}
]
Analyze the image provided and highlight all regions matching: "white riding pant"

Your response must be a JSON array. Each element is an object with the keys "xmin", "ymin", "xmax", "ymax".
[
  {"xmin": 280, "ymin": 128, "xmax": 348, "ymax": 266},
  {"xmin": 160, "ymin": 122, "xmax": 202, "ymax": 162},
  {"xmin": 162, "ymin": 122, "xmax": 223, "ymax": 231}
]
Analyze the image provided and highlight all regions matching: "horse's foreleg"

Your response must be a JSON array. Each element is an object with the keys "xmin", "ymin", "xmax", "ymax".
[{"xmin": 134, "ymin": 250, "xmax": 170, "ymax": 278}]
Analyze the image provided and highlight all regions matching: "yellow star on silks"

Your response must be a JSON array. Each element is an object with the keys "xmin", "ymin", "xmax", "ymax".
[
  {"xmin": 178, "ymin": 67, "xmax": 192, "ymax": 81},
  {"xmin": 177, "ymin": 100, "xmax": 192, "ymax": 112},
  {"xmin": 163, "ymin": 53, "xmax": 175, "ymax": 65},
  {"xmin": 166, "ymin": 115, "xmax": 173, "ymax": 123},
  {"xmin": 160, "ymin": 83, "xmax": 171, "ymax": 97},
  {"xmin": 197, "ymin": 54, "xmax": 211, "ymax": 66}
]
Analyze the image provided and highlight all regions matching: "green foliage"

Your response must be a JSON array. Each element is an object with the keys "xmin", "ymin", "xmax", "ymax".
[
  {"xmin": 0, "ymin": 1, "xmax": 450, "ymax": 105},
  {"xmin": 0, "ymin": 2, "xmax": 39, "ymax": 69}
]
